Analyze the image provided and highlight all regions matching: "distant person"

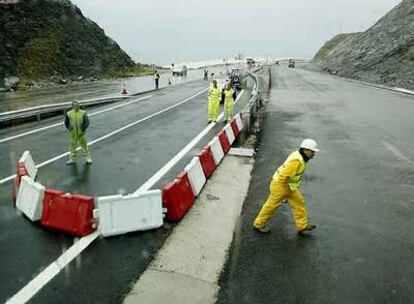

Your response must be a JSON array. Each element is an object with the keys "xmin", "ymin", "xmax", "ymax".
[
  {"xmin": 208, "ymin": 79, "xmax": 221, "ymax": 123},
  {"xmin": 210, "ymin": 72, "xmax": 215, "ymax": 80},
  {"xmin": 64, "ymin": 101, "xmax": 92, "ymax": 165},
  {"xmin": 154, "ymin": 71, "xmax": 160, "ymax": 89},
  {"xmin": 223, "ymin": 83, "xmax": 236, "ymax": 123},
  {"xmin": 204, "ymin": 69, "xmax": 208, "ymax": 80},
  {"xmin": 253, "ymin": 139, "xmax": 320, "ymax": 234}
]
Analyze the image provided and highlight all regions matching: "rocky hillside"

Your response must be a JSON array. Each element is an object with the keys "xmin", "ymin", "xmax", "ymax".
[
  {"xmin": 0, "ymin": 0, "xmax": 137, "ymax": 88},
  {"xmin": 313, "ymin": 0, "xmax": 414, "ymax": 89}
]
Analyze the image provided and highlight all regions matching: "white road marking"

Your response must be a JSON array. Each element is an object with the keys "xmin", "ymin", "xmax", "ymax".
[
  {"xmin": 0, "ymin": 95, "xmax": 153, "ymax": 144},
  {"xmin": 5, "ymin": 232, "xmax": 99, "ymax": 304},
  {"xmin": 382, "ymin": 141, "xmax": 414, "ymax": 166},
  {"xmin": 0, "ymin": 89, "xmax": 206, "ymax": 185},
  {"xmin": 5, "ymin": 89, "xmax": 245, "ymax": 304},
  {"xmin": 134, "ymin": 90, "xmax": 244, "ymax": 194}
]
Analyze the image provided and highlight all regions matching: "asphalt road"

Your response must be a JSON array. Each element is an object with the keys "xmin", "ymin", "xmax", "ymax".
[
  {"xmin": 0, "ymin": 74, "xmax": 253, "ymax": 303},
  {"xmin": 218, "ymin": 66, "xmax": 414, "ymax": 304},
  {"xmin": 0, "ymin": 68, "xmax": 215, "ymax": 112}
]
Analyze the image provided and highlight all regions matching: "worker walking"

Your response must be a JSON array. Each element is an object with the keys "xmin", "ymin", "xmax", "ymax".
[
  {"xmin": 154, "ymin": 70, "xmax": 160, "ymax": 89},
  {"xmin": 223, "ymin": 83, "xmax": 236, "ymax": 123},
  {"xmin": 208, "ymin": 80, "xmax": 221, "ymax": 123},
  {"xmin": 253, "ymin": 139, "xmax": 319, "ymax": 234},
  {"xmin": 64, "ymin": 101, "xmax": 92, "ymax": 165},
  {"xmin": 203, "ymin": 69, "xmax": 208, "ymax": 80}
]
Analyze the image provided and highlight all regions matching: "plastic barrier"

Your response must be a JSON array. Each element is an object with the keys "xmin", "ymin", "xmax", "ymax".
[
  {"xmin": 198, "ymin": 146, "xmax": 216, "ymax": 178},
  {"xmin": 95, "ymin": 190, "xmax": 163, "ymax": 237},
  {"xmin": 162, "ymin": 171, "xmax": 195, "ymax": 221},
  {"xmin": 218, "ymin": 130, "xmax": 231, "ymax": 154},
  {"xmin": 224, "ymin": 123, "xmax": 235, "ymax": 145},
  {"xmin": 209, "ymin": 136, "xmax": 225, "ymax": 165},
  {"xmin": 13, "ymin": 164, "xmax": 28, "ymax": 203},
  {"xmin": 41, "ymin": 191, "xmax": 95, "ymax": 237},
  {"xmin": 16, "ymin": 176, "xmax": 45, "ymax": 221},
  {"xmin": 231, "ymin": 119, "xmax": 240, "ymax": 138},
  {"xmin": 18, "ymin": 151, "xmax": 37, "ymax": 179},
  {"xmin": 235, "ymin": 113, "xmax": 244, "ymax": 131},
  {"xmin": 184, "ymin": 157, "xmax": 206, "ymax": 196}
]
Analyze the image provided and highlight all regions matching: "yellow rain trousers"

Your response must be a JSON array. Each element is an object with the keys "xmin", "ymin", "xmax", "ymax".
[
  {"xmin": 208, "ymin": 86, "xmax": 221, "ymax": 122},
  {"xmin": 224, "ymin": 88, "xmax": 234, "ymax": 121},
  {"xmin": 253, "ymin": 151, "xmax": 309, "ymax": 231}
]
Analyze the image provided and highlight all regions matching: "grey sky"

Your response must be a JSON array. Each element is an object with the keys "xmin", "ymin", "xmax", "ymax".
[{"xmin": 71, "ymin": 0, "xmax": 401, "ymax": 65}]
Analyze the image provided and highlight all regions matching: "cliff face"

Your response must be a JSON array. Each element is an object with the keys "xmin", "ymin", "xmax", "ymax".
[
  {"xmin": 313, "ymin": 0, "xmax": 414, "ymax": 89},
  {"xmin": 0, "ymin": 0, "xmax": 136, "ymax": 82}
]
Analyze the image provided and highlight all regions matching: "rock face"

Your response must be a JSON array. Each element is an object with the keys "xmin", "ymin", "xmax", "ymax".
[
  {"xmin": 313, "ymin": 0, "xmax": 414, "ymax": 89},
  {"xmin": 0, "ymin": 0, "xmax": 135, "ymax": 82}
]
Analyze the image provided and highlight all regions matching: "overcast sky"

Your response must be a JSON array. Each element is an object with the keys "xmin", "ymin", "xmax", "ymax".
[{"xmin": 71, "ymin": 0, "xmax": 401, "ymax": 65}]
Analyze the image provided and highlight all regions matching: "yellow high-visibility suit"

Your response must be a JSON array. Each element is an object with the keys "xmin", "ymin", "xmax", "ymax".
[
  {"xmin": 64, "ymin": 109, "xmax": 91, "ymax": 160},
  {"xmin": 223, "ymin": 87, "xmax": 235, "ymax": 122},
  {"xmin": 208, "ymin": 85, "xmax": 221, "ymax": 122},
  {"xmin": 253, "ymin": 150, "xmax": 310, "ymax": 231}
]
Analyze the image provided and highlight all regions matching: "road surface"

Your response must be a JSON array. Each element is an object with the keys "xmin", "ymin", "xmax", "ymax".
[{"xmin": 218, "ymin": 65, "xmax": 414, "ymax": 304}]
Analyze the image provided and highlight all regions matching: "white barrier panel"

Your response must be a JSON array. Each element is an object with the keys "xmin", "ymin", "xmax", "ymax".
[
  {"xmin": 19, "ymin": 151, "xmax": 37, "ymax": 179},
  {"xmin": 209, "ymin": 136, "xmax": 224, "ymax": 165},
  {"xmin": 184, "ymin": 157, "xmax": 206, "ymax": 196},
  {"xmin": 96, "ymin": 190, "xmax": 163, "ymax": 237},
  {"xmin": 224, "ymin": 123, "xmax": 235, "ymax": 145},
  {"xmin": 235, "ymin": 114, "xmax": 244, "ymax": 131},
  {"xmin": 16, "ymin": 176, "xmax": 45, "ymax": 221}
]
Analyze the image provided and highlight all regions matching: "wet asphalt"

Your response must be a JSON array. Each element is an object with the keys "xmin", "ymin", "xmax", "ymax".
[
  {"xmin": 0, "ymin": 72, "xmax": 253, "ymax": 303},
  {"xmin": 218, "ymin": 66, "xmax": 414, "ymax": 304}
]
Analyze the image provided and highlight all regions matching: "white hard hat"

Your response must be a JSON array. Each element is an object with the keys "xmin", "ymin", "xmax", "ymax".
[{"xmin": 300, "ymin": 138, "xmax": 319, "ymax": 152}]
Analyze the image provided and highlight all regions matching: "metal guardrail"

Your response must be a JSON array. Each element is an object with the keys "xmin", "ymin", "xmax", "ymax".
[
  {"xmin": 0, "ymin": 95, "xmax": 131, "ymax": 128},
  {"xmin": 242, "ymin": 68, "xmax": 264, "ymax": 134}
]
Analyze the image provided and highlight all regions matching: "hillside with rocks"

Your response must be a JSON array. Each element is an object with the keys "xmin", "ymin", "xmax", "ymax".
[
  {"xmin": 313, "ymin": 0, "xmax": 414, "ymax": 89},
  {"xmin": 0, "ymin": 0, "xmax": 139, "ymax": 90}
]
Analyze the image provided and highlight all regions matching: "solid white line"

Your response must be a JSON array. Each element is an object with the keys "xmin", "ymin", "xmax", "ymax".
[
  {"xmin": 4, "ymin": 89, "xmax": 244, "ymax": 304},
  {"xmin": 0, "ymin": 89, "xmax": 207, "ymax": 185},
  {"xmin": 382, "ymin": 141, "xmax": 414, "ymax": 166},
  {"xmin": 134, "ymin": 89, "xmax": 245, "ymax": 194},
  {"xmin": 5, "ymin": 231, "xmax": 99, "ymax": 304},
  {"xmin": 0, "ymin": 95, "xmax": 153, "ymax": 144}
]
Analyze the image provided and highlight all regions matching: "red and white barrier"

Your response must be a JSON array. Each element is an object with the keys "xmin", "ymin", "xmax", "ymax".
[
  {"xmin": 18, "ymin": 151, "xmax": 37, "ymax": 179},
  {"xmin": 95, "ymin": 190, "xmax": 163, "ymax": 237},
  {"xmin": 41, "ymin": 191, "xmax": 95, "ymax": 237},
  {"xmin": 184, "ymin": 157, "xmax": 206, "ymax": 196},
  {"xmin": 209, "ymin": 136, "xmax": 225, "ymax": 165},
  {"xmin": 230, "ymin": 119, "xmax": 240, "ymax": 138},
  {"xmin": 16, "ymin": 176, "xmax": 45, "ymax": 221},
  {"xmin": 199, "ymin": 146, "xmax": 216, "ymax": 178},
  {"xmin": 235, "ymin": 113, "xmax": 244, "ymax": 131},
  {"xmin": 218, "ymin": 130, "xmax": 231, "ymax": 154},
  {"xmin": 13, "ymin": 164, "xmax": 28, "ymax": 203},
  {"xmin": 224, "ymin": 123, "xmax": 235, "ymax": 145},
  {"xmin": 162, "ymin": 171, "xmax": 195, "ymax": 221}
]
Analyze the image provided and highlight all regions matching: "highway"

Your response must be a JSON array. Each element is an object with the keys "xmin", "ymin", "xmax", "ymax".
[
  {"xmin": 0, "ymin": 73, "xmax": 254, "ymax": 303},
  {"xmin": 218, "ymin": 64, "xmax": 414, "ymax": 304}
]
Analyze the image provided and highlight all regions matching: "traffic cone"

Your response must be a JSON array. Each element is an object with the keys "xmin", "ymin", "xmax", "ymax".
[{"xmin": 121, "ymin": 84, "xmax": 128, "ymax": 95}]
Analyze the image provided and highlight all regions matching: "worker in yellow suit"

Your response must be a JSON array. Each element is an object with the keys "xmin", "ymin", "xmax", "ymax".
[
  {"xmin": 208, "ymin": 79, "xmax": 221, "ymax": 123},
  {"xmin": 223, "ymin": 83, "xmax": 236, "ymax": 123},
  {"xmin": 253, "ymin": 139, "xmax": 319, "ymax": 234},
  {"xmin": 64, "ymin": 101, "xmax": 92, "ymax": 165}
]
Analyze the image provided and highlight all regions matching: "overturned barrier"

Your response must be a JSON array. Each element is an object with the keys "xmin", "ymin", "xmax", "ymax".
[
  {"xmin": 16, "ymin": 176, "xmax": 45, "ymax": 222},
  {"xmin": 41, "ymin": 192, "xmax": 95, "ymax": 237},
  {"xmin": 95, "ymin": 190, "xmax": 164, "ymax": 237}
]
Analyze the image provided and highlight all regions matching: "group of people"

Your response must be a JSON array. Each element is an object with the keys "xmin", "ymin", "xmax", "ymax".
[
  {"xmin": 63, "ymin": 69, "xmax": 320, "ymax": 237},
  {"xmin": 207, "ymin": 78, "xmax": 236, "ymax": 124}
]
